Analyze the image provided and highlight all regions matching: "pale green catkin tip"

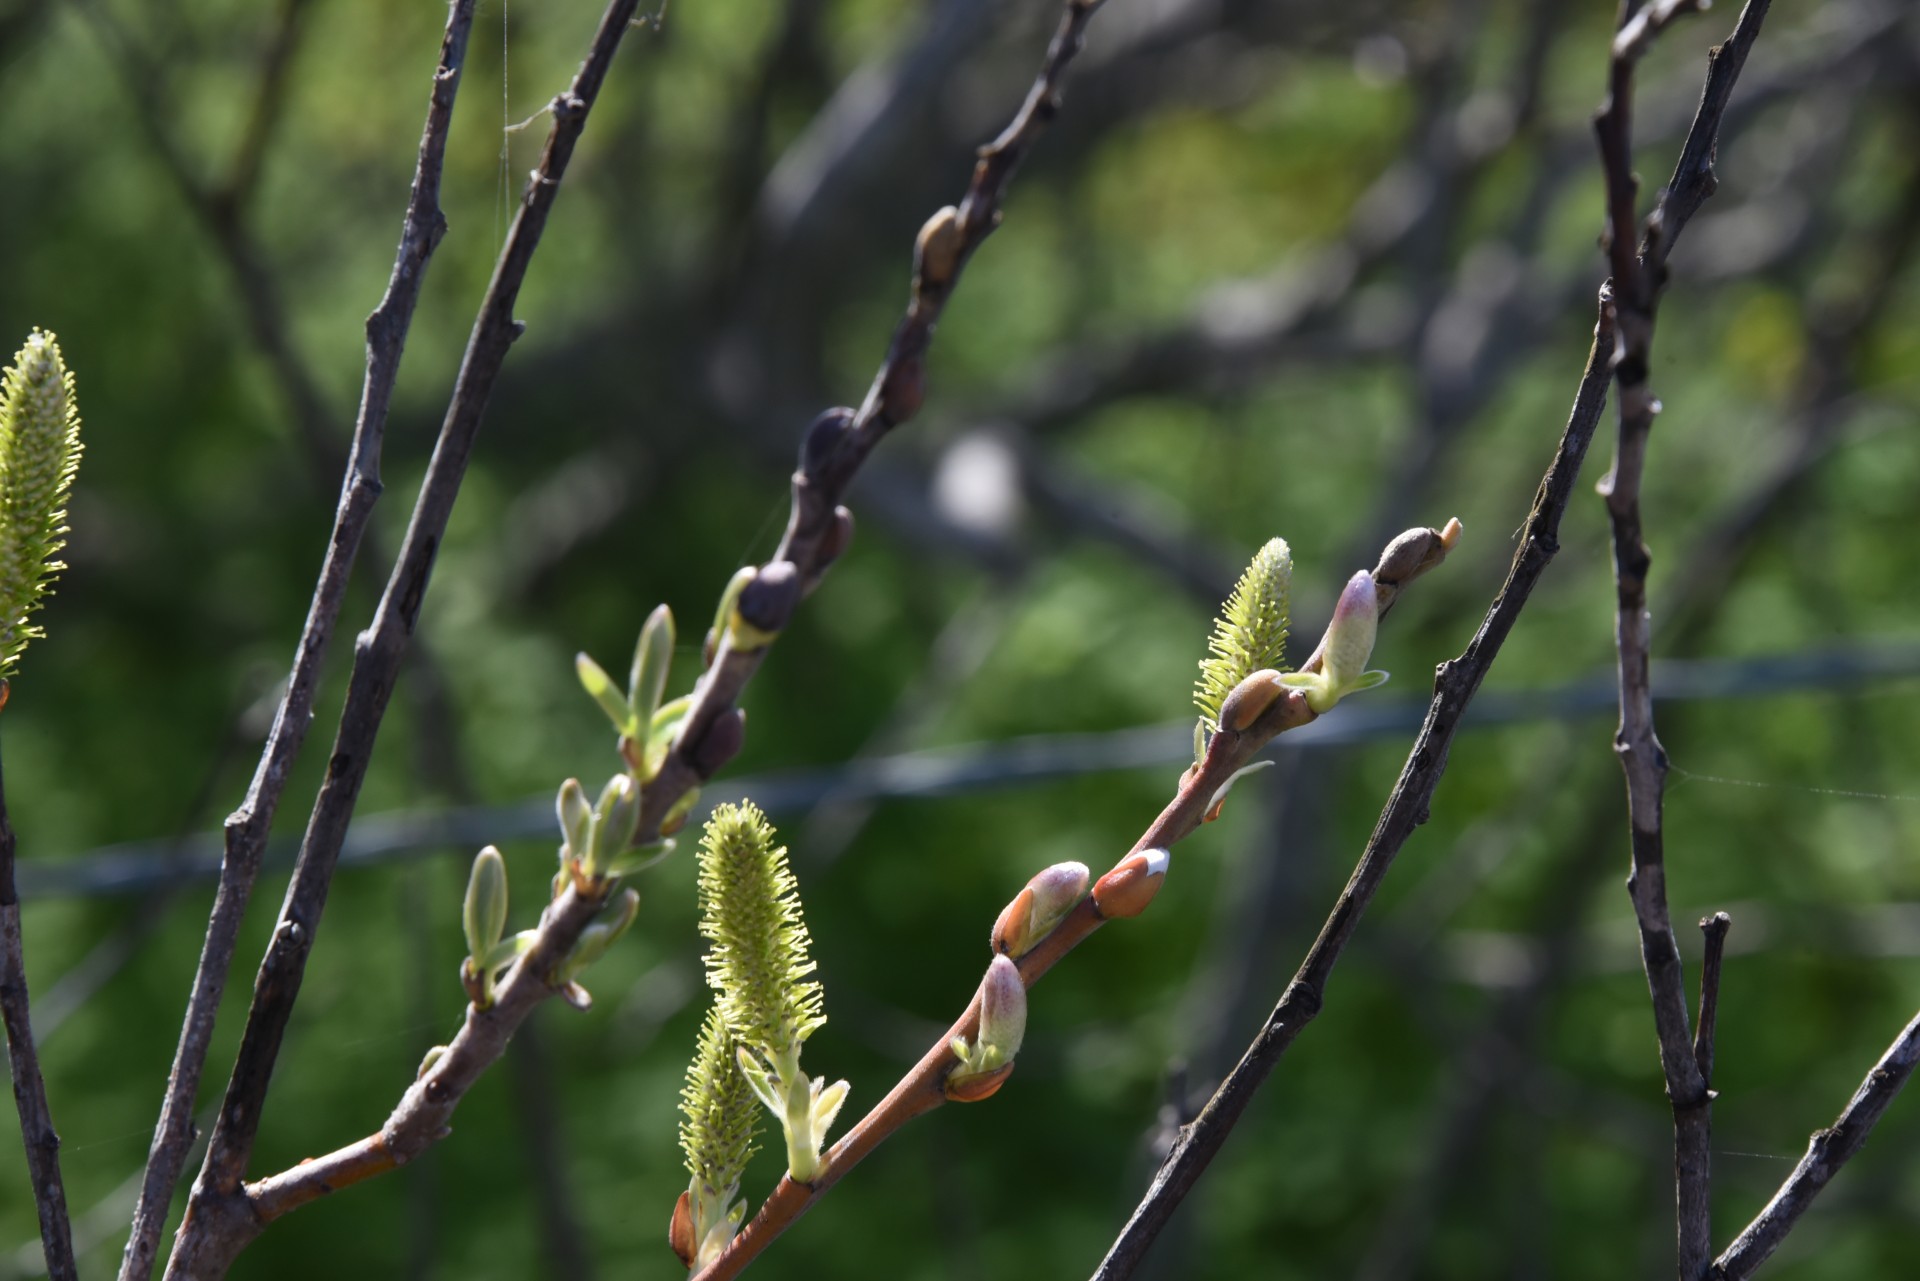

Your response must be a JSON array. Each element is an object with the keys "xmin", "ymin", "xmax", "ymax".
[
  {"xmin": 0, "ymin": 329, "xmax": 84, "ymax": 681},
  {"xmin": 696, "ymin": 801, "xmax": 825, "ymax": 1061},
  {"xmin": 679, "ymin": 1004, "xmax": 759, "ymax": 1193},
  {"xmin": 1195, "ymin": 537, "xmax": 1291, "ymax": 731}
]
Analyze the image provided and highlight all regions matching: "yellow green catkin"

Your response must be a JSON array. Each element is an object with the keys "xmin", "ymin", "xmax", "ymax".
[
  {"xmin": 678, "ymin": 1005, "xmax": 758, "ymax": 1269},
  {"xmin": 0, "ymin": 330, "xmax": 83, "ymax": 680},
  {"xmin": 1194, "ymin": 537, "xmax": 1290, "ymax": 733},
  {"xmin": 695, "ymin": 802, "xmax": 847, "ymax": 1183}
]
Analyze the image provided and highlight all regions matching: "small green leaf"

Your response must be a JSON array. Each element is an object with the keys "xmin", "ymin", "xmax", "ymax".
[
  {"xmin": 602, "ymin": 837, "xmax": 675, "ymax": 878},
  {"xmin": 462, "ymin": 847, "xmax": 508, "ymax": 966},
  {"xmin": 576, "ymin": 651, "xmax": 637, "ymax": 737},
  {"xmin": 557, "ymin": 778, "xmax": 594, "ymax": 865},
  {"xmin": 647, "ymin": 694, "xmax": 694, "ymax": 777},
  {"xmin": 629, "ymin": 604, "xmax": 675, "ymax": 736}
]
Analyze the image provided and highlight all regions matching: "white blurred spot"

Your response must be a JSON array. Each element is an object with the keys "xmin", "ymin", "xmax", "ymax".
[{"xmin": 932, "ymin": 429, "xmax": 1025, "ymax": 540}]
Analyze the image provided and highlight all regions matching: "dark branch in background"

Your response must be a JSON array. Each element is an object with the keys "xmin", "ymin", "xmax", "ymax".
[
  {"xmin": 1088, "ymin": 295, "xmax": 1615, "ymax": 1281},
  {"xmin": 158, "ymin": 1, "xmax": 647, "ymax": 1275},
  {"xmin": 117, "ymin": 5, "xmax": 482, "ymax": 1279},
  {"xmin": 0, "ymin": 717, "xmax": 77, "ymax": 1281},
  {"xmin": 1711, "ymin": 1009, "xmax": 1920, "ymax": 1279},
  {"xmin": 1592, "ymin": 3, "xmax": 1769, "ymax": 1277}
]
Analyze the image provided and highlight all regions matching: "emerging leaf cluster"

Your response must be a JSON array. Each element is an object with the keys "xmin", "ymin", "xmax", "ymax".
[
  {"xmin": 1194, "ymin": 537, "xmax": 1291, "ymax": 732},
  {"xmin": 697, "ymin": 802, "xmax": 825, "ymax": 1061},
  {"xmin": 0, "ymin": 330, "xmax": 83, "ymax": 680},
  {"xmin": 679, "ymin": 1005, "xmax": 759, "ymax": 1203}
]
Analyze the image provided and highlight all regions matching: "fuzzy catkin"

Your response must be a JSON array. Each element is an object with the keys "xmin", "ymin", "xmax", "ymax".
[
  {"xmin": 679, "ymin": 1004, "xmax": 759, "ymax": 1197},
  {"xmin": 1195, "ymin": 537, "xmax": 1291, "ymax": 732},
  {"xmin": 0, "ymin": 330, "xmax": 83, "ymax": 679},
  {"xmin": 696, "ymin": 801, "xmax": 824, "ymax": 1061}
]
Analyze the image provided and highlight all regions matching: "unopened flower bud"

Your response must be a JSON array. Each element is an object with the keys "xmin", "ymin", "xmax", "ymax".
[
  {"xmin": 991, "ymin": 861, "xmax": 1090, "ymax": 957},
  {"xmin": 1325, "ymin": 571, "xmax": 1379, "ymax": 687},
  {"xmin": 799, "ymin": 407, "xmax": 855, "ymax": 480},
  {"xmin": 737, "ymin": 560, "xmax": 800, "ymax": 636},
  {"xmin": 1217, "ymin": 669, "xmax": 1287, "ymax": 733},
  {"xmin": 914, "ymin": 205, "xmax": 964, "ymax": 293},
  {"xmin": 1092, "ymin": 847, "xmax": 1170, "ymax": 919},
  {"xmin": 690, "ymin": 707, "xmax": 746, "ymax": 779},
  {"xmin": 947, "ymin": 956, "xmax": 1026, "ymax": 1101},
  {"xmin": 978, "ymin": 955, "xmax": 1026, "ymax": 1058}
]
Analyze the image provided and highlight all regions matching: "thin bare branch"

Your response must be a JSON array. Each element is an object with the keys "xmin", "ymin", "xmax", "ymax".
[
  {"xmin": 158, "ymin": 3, "xmax": 646, "ymax": 1275},
  {"xmin": 1090, "ymin": 293, "xmax": 1613, "ymax": 1281},
  {"xmin": 0, "ymin": 714, "xmax": 77, "ymax": 1281},
  {"xmin": 1711, "ymin": 1009, "xmax": 1920, "ymax": 1280},
  {"xmin": 115, "ymin": 7, "xmax": 482, "ymax": 1279},
  {"xmin": 1591, "ymin": 4, "xmax": 1771, "ymax": 1276},
  {"xmin": 1694, "ymin": 912, "xmax": 1730, "ymax": 1085},
  {"xmin": 194, "ymin": 0, "xmax": 1120, "ymax": 1262}
]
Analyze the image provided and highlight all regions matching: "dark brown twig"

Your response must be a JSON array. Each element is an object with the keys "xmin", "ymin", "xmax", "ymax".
[
  {"xmin": 1710, "ymin": 1009, "xmax": 1920, "ymax": 1280},
  {"xmin": 1693, "ymin": 912, "xmax": 1730, "ymax": 1085},
  {"xmin": 159, "ymin": 3, "xmax": 644, "ymax": 1276},
  {"xmin": 115, "ymin": 7, "xmax": 482, "ymax": 1279},
  {"xmin": 1591, "ymin": 4, "xmax": 1770, "ymax": 1277},
  {"xmin": 1088, "ymin": 294, "xmax": 1615, "ymax": 1281},
  {"xmin": 0, "ymin": 711, "xmax": 77, "ymax": 1281}
]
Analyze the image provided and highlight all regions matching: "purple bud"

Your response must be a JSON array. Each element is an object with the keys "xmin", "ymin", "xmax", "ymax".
[
  {"xmin": 1323, "ymin": 571, "xmax": 1379, "ymax": 687},
  {"xmin": 979, "ymin": 955, "xmax": 1027, "ymax": 1059}
]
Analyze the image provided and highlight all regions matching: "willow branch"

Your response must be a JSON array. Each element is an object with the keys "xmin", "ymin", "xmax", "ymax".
[
  {"xmin": 1711, "ymin": 1009, "xmax": 1920, "ymax": 1280},
  {"xmin": 159, "ymin": 4, "xmax": 644, "ymax": 1277},
  {"xmin": 1592, "ymin": 4, "xmax": 1770, "ymax": 1277},
  {"xmin": 216, "ymin": 0, "xmax": 1118, "ymax": 1253},
  {"xmin": 117, "ymin": 6, "xmax": 479, "ymax": 1279},
  {"xmin": 0, "ymin": 710, "xmax": 77, "ymax": 1281},
  {"xmin": 694, "ymin": 521, "xmax": 1461, "ymax": 1281},
  {"xmin": 635, "ymin": 0, "xmax": 1113, "ymax": 844}
]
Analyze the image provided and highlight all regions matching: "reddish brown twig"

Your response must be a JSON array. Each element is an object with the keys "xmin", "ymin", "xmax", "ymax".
[
  {"xmin": 694, "ymin": 524, "xmax": 1461, "ymax": 1281},
  {"xmin": 1591, "ymin": 4, "xmax": 1771, "ymax": 1276}
]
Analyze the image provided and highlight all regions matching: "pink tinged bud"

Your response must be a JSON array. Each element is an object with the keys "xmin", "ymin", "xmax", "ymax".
[
  {"xmin": 1092, "ymin": 847, "xmax": 1170, "ymax": 919},
  {"xmin": 978, "ymin": 955, "xmax": 1027, "ymax": 1059},
  {"xmin": 1323, "ymin": 571, "xmax": 1379, "ymax": 689},
  {"xmin": 946, "ymin": 956, "xmax": 1027, "ymax": 1102},
  {"xmin": 991, "ymin": 861, "xmax": 1090, "ymax": 956}
]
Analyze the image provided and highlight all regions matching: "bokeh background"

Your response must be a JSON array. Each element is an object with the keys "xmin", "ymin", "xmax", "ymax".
[{"xmin": 2, "ymin": 0, "xmax": 1918, "ymax": 1277}]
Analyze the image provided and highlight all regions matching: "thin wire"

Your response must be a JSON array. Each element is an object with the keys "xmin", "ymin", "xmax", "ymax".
[
  {"xmin": 1670, "ymin": 763, "xmax": 1920, "ymax": 806},
  {"xmin": 497, "ymin": 0, "xmax": 511, "ymax": 248}
]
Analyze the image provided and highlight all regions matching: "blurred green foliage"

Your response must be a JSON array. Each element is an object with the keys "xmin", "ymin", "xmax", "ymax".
[{"xmin": 2, "ymin": 0, "xmax": 1918, "ymax": 1278}]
